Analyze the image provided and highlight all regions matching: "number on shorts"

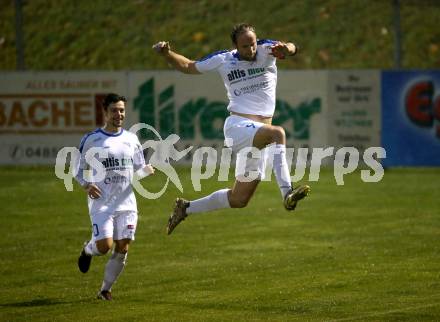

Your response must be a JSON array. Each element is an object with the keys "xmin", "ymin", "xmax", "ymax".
[{"xmin": 93, "ymin": 224, "xmax": 99, "ymax": 237}]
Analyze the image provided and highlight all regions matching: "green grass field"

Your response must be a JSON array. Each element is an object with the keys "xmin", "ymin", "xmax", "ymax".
[{"xmin": 0, "ymin": 166, "xmax": 439, "ymax": 321}]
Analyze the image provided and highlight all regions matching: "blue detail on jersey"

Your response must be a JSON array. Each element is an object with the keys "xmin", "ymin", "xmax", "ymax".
[
  {"xmin": 231, "ymin": 39, "xmax": 276, "ymax": 60},
  {"xmin": 79, "ymin": 129, "xmax": 100, "ymax": 153},
  {"xmin": 79, "ymin": 129, "xmax": 124, "ymax": 152},
  {"xmin": 257, "ymin": 39, "xmax": 277, "ymax": 45},
  {"xmin": 98, "ymin": 128, "xmax": 124, "ymax": 137},
  {"xmin": 197, "ymin": 50, "xmax": 228, "ymax": 62}
]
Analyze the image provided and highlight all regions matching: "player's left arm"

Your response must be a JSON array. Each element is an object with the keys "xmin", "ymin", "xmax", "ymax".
[
  {"xmin": 133, "ymin": 138, "xmax": 155, "ymax": 179},
  {"xmin": 140, "ymin": 164, "xmax": 155, "ymax": 177},
  {"xmin": 270, "ymin": 41, "xmax": 299, "ymax": 59}
]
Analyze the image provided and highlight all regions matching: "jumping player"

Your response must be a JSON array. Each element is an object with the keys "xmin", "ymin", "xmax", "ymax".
[{"xmin": 153, "ymin": 23, "xmax": 310, "ymax": 235}]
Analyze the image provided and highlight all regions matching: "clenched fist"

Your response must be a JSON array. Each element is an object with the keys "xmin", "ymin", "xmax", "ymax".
[{"xmin": 152, "ymin": 41, "xmax": 171, "ymax": 55}]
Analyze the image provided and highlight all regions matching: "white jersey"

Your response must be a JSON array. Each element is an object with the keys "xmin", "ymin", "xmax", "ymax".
[
  {"xmin": 75, "ymin": 128, "xmax": 146, "ymax": 215},
  {"xmin": 195, "ymin": 39, "xmax": 278, "ymax": 117}
]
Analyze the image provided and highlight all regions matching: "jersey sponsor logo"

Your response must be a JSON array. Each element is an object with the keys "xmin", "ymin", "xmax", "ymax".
[
  {"xmin": 234, "ymin": 81, "xmax": 270, "ymax": 96},
  {"xmin": 227, "ymin": 68, "xmax": 266, "ymax": 83},
  {"xmin": 104, "ymin": 175, "xmax": 128, "ymax": 184},
  {"xmin": 227, "ymin": 69, "xmax": 246, "ymax": 82},
  {"xmin": 247, "ymin": 67, "xmax": 265, "ymax": 76},
  {"xmin": 102, "ymin": 157, "xmax": 133, "ymax": 168}
]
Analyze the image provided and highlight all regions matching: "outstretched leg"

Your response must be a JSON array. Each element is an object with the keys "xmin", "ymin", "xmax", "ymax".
[{"xmin": 166, "ymin": 180, "xmax": 260, "ymax": 235}]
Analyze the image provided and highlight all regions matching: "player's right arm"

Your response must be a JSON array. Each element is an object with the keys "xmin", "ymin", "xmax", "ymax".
[
  {"xmin": 152, "ymin": 41, "xmax": 201, "ymax": 75},
  {"xmin": 75, "ymin": 133, "xmax": 103, "ymax": 199},
  {"xmin": 85, "ymin": 183, "xmax": 102, "ymax": 199}
]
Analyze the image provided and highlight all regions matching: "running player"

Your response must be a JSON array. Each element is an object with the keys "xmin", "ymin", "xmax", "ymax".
[{"xmin": 75, "ymin": 93, "xmax": 154, "ymax": 300}]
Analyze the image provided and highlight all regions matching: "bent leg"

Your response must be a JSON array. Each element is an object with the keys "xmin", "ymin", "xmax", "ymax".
[
  {"xmin": 253, "ymin": 124, "xmax": 311, "ymax": 209},
  {"xmin": 96, "ymin": 238, "xmax": 113, "ymax": 254},
  {"xmin": 84, "ymin": 212, "xmax": 115, "ymax": 256},
  {"xmin": 84, "ymin": 237, "xmax": 113, "ymax": 256},
  {"xmin": 228, "ymin": 179, "xmax": 260, "ymax": 208},
  {"xmin": 253, "ymin": 125, "xmax": 292, "ymax": 198},
  {"xmin": 78, "ymin": 213, "xmax": 114, "ymax": 274},
  {"xmin": 79, "ymin": 238, "xmax": 113, "ymax": 274},
  {"xmin": 252, "ymin": 124, "xmax": 286, "ymax": 148}
]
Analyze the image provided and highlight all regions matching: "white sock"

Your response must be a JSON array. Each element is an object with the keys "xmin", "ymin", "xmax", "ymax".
[
  {"xmin": 101, "ymin": 251, "xmax": 127, "ymax": 292},
  {"xmin": 84, "ymin": 240, "xmax": 103, "ymax": 256},
  {"xmin": 272, "ymin": 144, "xmax": 292, "ymax": 198},
  {"xmin": 187, "ymin": 189, "xmax": 231, "ymax": 214}
]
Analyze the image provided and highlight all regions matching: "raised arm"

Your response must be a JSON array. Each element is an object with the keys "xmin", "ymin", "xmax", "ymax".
[
  {"xmin": 152, "ymin": 41, "xmax": 201, "ymax": 75},
  {"xmin": 270, "ymin": 41, "xmax": 299, "ymax": 59}
]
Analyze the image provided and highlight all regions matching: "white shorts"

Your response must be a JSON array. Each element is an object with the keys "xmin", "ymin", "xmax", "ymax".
[
  {"xmin": 90, "ymin": 210, "xmax": 138, "ymax": 242},
  {"xmin": 223, "ymin": 115, "xmax": 267, "ymax": 180},
  {"xmin": 223, "ymin": 115, "xmax": 264, "ymax": 152}
]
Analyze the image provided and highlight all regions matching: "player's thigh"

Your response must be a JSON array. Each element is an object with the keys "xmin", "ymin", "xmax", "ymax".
[
  {"xmin": 113, "ymin": 211, "xmax": 138, "ymax": 243},
  {"xmin": 91, "ymin": 212, "xmax": 114, "ymax": 252},
  {"xmin": 91, "ymin": 212, "xmax": 114, "ymax": 240},
  {"xmin": 224, "ymin": 115, "xmax": 264, "ymax": 152}
]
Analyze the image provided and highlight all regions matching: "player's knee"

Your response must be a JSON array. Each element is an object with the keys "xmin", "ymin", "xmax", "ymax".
[
  {"xmin": 96, "ymin": 239, "xmax": 113, "ymax": 254},
  {"xmin": 115, "ymin": 245, "xmax": 129, "ymax": 254},
  {"xmin": 97, "ymin": 243, "xmax": 111, "ymax": 254},
  {"xmin": 114, "ymin": 240, "xmax": 130, "ymax": 254},
  {"xmin": 229, "ymin": 195, "xmax": 250, "ymax": 208},
  {"xmin": 261, "ymin": 126, "xmax": 285, "ymax": 145},
  {"xmin": 272, "ymin": 126, "xmax": 285, "ymax": 143}
]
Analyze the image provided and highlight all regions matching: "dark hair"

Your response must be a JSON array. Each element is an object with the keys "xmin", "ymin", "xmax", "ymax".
[
  {"xmin": 102, "ymin": 93, "xmax": 126, "ymax": 110},
  {"xmin": 230, "ymin": 23, "xmax": 256, "ymax": 44}
]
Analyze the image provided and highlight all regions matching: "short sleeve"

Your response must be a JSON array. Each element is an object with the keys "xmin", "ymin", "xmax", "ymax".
[
  {"xmin": 195, "ymin": 50, "xmax": 227, "ymax": 73},
  {"xmin": 75, "ymin": 133, "xmax": 93, "ymax": 186},
  {"xmin": 257, "ymin": 39, "xmax": 278, "ymax": 60}
]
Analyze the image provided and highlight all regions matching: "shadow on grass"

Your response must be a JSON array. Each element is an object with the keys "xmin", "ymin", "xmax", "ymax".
[
  {"xmin": 0, "ymin": 298, "xmax": 86, "ymax": 308},
  {"xmin": 151, "ymin": 299, "xmax": 312, "ymax": 315}
]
